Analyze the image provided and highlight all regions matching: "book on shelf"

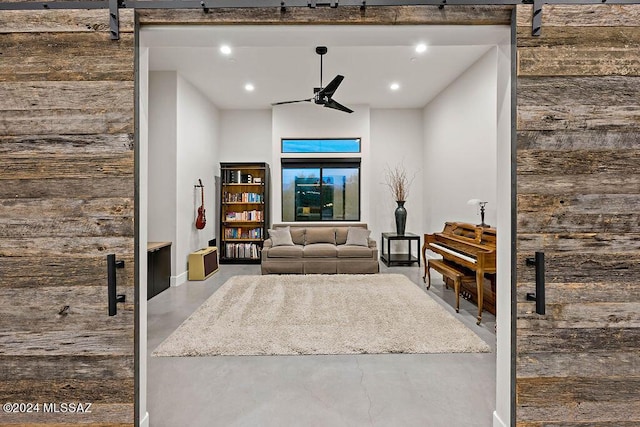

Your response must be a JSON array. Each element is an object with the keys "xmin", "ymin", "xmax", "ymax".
[
  {"xmin": 223, "ymin": 192, "xmax": 263, "ymax": 203},
  {"xmin": 223, "ymin": 169, "xmax": 242, "ymax": 184},
  {"xmin": 223, "ymin": 227, "xmax": 262, "ymax": 239},
  {"xmin": 223, "ymin": 169, "xmax": 262, "ymax": 185},
  {"xmin": 224, "ymin": 242, "xmax": 261, "ymax": 259},
  {"xmin": 225, "ymin": 210, "xmax": 263, "ymax": 222}
]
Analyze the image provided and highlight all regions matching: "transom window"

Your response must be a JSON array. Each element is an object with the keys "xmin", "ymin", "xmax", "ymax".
[{"xmin": 281, "ymin": 138, "xmax": 361, "ymax": 154}]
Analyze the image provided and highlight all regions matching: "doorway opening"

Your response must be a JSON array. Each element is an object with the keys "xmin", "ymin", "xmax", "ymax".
[{"xmin": 138, "ymin": 22, "xmax": 513, "ymax": 427}]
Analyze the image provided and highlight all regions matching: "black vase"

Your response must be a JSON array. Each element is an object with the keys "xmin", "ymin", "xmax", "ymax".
[{"xmin": 395, "ymin": 201, "xmax": 407, "ymax": 235}]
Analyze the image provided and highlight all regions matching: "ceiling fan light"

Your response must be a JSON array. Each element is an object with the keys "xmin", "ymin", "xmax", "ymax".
[
  {"xmin": 220, "ymin": 45, "xmax": 232, "ymax": 55},
  {"xmin": 415, "ymin": 43, "xmax": 428, "ymax": 53}
]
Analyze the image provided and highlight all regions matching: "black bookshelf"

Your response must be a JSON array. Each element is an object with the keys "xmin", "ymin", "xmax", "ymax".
[{"xmin": 219, "ymin": 162, "xmax": 270, "ymax": 264}]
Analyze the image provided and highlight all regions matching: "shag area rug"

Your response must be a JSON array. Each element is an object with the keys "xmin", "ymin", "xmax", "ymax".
[{"xmin": 152, "ymin": 274, "xmax": 491, "ymax": 357}]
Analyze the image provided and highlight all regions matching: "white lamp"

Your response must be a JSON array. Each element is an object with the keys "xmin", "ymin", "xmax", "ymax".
[{"xmin": 467, "ymin": 199, "xmax": 489, "ymax": 228}]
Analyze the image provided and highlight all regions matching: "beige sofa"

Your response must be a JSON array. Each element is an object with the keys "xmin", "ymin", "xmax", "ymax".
[{"xmin": 261, "ymin": 223, "xmax": 379, "ymax": 274}]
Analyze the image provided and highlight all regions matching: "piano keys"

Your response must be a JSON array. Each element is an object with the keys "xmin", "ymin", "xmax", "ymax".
[{"xmin": 422, "ymin": 222, "xmax": 497, "ymax": 324}]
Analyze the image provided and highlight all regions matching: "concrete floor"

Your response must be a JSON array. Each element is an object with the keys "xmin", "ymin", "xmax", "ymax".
[{"xmin": 147, "ymin": 263, "xmax": 496, "ymax": 427}]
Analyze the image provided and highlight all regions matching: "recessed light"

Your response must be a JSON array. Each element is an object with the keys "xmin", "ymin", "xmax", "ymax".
[
  {"xmin": 244, "ymin": 83, "xmax": 255, "ymax": 92},
  {"xmin": 220, "ymin": 45, "xmax": 232, "ymax": 55},
  {"xmin": 415, "ymin": 43, "xmax": 427, "ymax": 53},
  {"xmin": 390, "ymin": 82, "xmax": 400, "ymax": 91}
]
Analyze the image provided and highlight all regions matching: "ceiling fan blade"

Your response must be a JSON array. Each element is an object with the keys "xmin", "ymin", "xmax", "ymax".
[
  {"xmin": 318, "ymin": 75, "xmax": 344, "ymax": 99},
  {"xmin": 271, "ymin": 98, "xmax": 313, "ymax": 106},
  {"xmin": 324, "ymin": 98, "xmax": 353, "ymax": 114}
]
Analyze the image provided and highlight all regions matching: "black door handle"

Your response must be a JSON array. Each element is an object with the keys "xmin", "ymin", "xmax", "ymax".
[
  {"xmin": 107, "ymin": 254, "xmax": 126, "ymax": 316},
  {"xmin": 525, "ymin": 251, "xmax": 545, "ymax": 315}
]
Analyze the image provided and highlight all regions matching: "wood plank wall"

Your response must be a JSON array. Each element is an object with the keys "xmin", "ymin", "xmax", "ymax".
[
  {"xmin": 136, "ymin": 5, "xmax": 512, "ymax": 25},
  {"xmin": 515, "ymin": 5, "xmax": 640, "ymax": 426},
  {"xmin": 2, "ymin": 4, "xmax": 638, "ymax": 426},
  {"xmin": 0, "ymin": 9, "xmax": 136, "ymax": 426}
]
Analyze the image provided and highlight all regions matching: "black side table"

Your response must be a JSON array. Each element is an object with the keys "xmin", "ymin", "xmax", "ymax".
[{"xmin": 380, "ymin": 232, "xmax": 421, "ymax": 267}]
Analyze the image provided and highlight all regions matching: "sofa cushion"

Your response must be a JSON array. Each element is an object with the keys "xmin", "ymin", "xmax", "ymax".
[
  {"xmin": 337, "ymin": 245, "xmax": 374, "ymax": 258},
  {"xmin": 335, "ymin": 227, "xmax": 349, "ymax": 245},
  {"xmin": 345, "ymin": 227, "xmax": 371, "ymax": 247},
  {"xmin": 303, "ymin": 243, "xmax": 338, "ymax": 258},
  {"xmin": 268, "ymin": 227, "xmax": 294, "ymax": 247},
  {"xmin": 290, "ymin": 228, "xmax": 305, "ymax": 245},
  {"xmin": 267, "ymin": 245, "xmax": 304, "ymax": 258},
  {"xmin": 305, "ymin": 228, "xmax": 336, "ymax": 245}
]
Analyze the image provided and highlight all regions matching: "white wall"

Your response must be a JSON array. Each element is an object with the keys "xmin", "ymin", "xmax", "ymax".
[
  {"xmin": 148, "ymin": 72, "xmax": 178, "ymax": 274},
  {"xmin": 271, "ymin": 103, "xmax": 371, "ymax": 227},
  {"xmin": 219, "ymin": 109, "xmax": 272, "ymax": 163},
  {"xmin": 370, "ymin": 109, "xmax": 424, "ymax": 242},
  {"xmin": 422, "ymin": 48, "xmax": 498, "ymax": 234},
  {"xmin": 148, "ymin": 72, "xmax": 220, "ymax": 284},
  {"xmin": 494, "ymin": 38, "xmax": 513, "ymax": 427},
  {"xmin": 176, "ymin": 75, "xmax": 220, "ymax": 279},
  {"xmin": 138, "ymin": 46, "xmax": 150, "ymax": 427}
]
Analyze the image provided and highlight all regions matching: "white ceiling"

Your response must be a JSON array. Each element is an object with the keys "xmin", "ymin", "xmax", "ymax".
[{"xmin": 142, "ymin": 25, "xmax": 509, "ymax": 110}]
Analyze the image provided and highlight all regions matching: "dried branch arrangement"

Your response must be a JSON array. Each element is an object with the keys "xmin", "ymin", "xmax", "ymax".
[{"xmin": 384, "ymin": 163, "xmax": 415, "ymax": 202}]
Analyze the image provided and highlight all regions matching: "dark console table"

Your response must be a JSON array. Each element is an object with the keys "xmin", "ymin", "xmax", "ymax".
[
  {"xmin": 148, "ymin": 242, "xmax": 171, "ymax": 300},
  {"xmin": 380, "ymin": 232, "xmax": 421, "ymax": 267}
]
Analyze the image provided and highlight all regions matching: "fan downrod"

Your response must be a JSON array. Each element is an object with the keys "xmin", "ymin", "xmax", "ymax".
[{"xmin": 316, "ymin": 46, "xmax": 327, "ymax": 89}]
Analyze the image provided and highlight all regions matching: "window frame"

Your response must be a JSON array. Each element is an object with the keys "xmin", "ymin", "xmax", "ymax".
[{"xmin": 281, "ymin": 157, "xmax": 361, "ymax": 222}]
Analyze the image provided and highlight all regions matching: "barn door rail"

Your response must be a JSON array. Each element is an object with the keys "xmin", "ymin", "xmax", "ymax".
[{"xmin": 2, "ymin": 0, "xmax": 640, "ymax": 39}]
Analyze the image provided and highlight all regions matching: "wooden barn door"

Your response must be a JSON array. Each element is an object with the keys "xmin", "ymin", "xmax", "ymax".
[
  {"xmin": 515, "ymin": 5, "xmax": 640, "ymax": 426},
  {"xmin": 0, "ymin": 10, "xmax": 137, "ymax": 426}
]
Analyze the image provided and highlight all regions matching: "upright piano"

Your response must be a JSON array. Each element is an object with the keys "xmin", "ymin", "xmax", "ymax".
[{"xmin": 422, "ymin": 222, "xmax": 496, "ymax": 324}]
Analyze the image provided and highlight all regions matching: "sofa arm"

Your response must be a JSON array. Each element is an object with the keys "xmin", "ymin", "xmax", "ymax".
[
  {"xmin": 367, "ymin": 238, "xmax": 377, "ymax": 249},
  {"xmin": 261, "ymin": 239, "xmax": 272, "ymax": 261}
]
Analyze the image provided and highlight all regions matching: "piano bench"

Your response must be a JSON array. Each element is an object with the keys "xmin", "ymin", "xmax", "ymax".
[{"xmin": 426, "ymin": 259, "xmax": 475, "ymax": 314}]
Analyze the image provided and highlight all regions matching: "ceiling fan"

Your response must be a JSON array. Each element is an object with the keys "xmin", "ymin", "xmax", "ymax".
[{"xmin": 272, "ymin": 46, "xmax": 353, "ymax": 114}]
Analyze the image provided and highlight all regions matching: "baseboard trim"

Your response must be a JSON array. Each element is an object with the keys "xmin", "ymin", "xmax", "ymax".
[
  {"xmin": 493, "ymin": 410, "xmax": 507, "ymax": 427},
  {"xmin": 139, "ymin": 411, "xmax": 149, "ymax": 427},
  {"xmin": 171, "ymin": 271, "xmax": 188, "ymax": 287}
]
